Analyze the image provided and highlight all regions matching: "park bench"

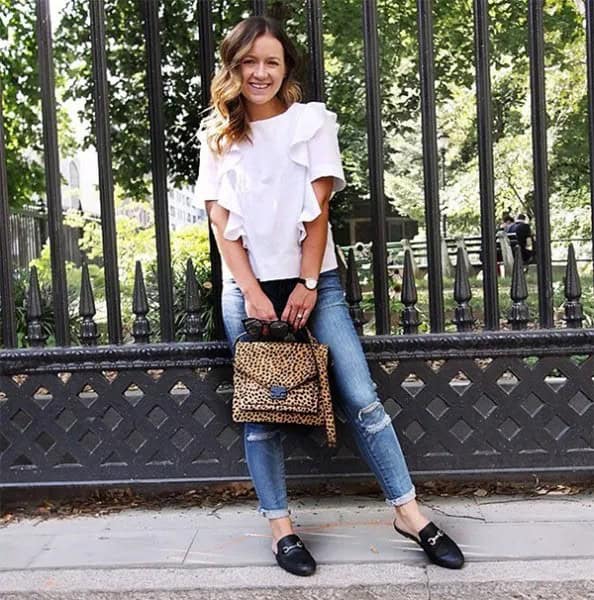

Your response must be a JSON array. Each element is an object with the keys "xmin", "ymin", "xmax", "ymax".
[{"xmin": 340, "ymin": 232, "xmax": 520, "ymax": 280}]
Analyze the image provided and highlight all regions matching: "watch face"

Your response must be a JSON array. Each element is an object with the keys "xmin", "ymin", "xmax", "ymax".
[{"xmin": 305, "ymin": 278, "xmax": 318, "ymax": 290}]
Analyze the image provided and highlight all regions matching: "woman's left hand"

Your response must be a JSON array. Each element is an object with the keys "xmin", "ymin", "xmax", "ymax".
[{"xmin": 281, "ymin": 285, "xmax": 317, "ymax": 331}]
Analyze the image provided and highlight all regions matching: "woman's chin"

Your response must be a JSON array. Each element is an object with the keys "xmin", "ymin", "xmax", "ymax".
[{"xmin": 244, "ymin": 94, "xmax": 275, "ymax": 106}]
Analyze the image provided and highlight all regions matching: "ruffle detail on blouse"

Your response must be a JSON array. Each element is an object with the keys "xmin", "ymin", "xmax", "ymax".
[
  {"xmin": 288, "ymin": 102, "xmax": 334, "ymax": 169},
  {"xmin": 289, "ymin": 103, "xmax": 335, "ymax": 243},
  {"xmin": 297, "ymin": 188, "xmax": 322, "ymax": 243},
  {"xmin": 216, "ymin": 143, "xmax": 248, "ymax": 248}
]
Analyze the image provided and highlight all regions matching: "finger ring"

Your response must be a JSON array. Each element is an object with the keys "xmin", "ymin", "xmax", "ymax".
[{"xmin": 297, "ymin": 313, "xmax": 303, "ymax": 318}]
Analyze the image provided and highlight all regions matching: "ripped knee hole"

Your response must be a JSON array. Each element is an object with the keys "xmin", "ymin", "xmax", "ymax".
[
  {"xmin": 246, "ymin": 430, "xmax": 279, "ymax": 442},
  {"xmin": 357, "ymin": 401, "xmax": 391, "ymax": 435}
]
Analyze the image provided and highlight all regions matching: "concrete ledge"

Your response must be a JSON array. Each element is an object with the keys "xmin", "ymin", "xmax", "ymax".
[{"xmin": 0, "ymin": 560, "xmax": 593, "ymax": 596}]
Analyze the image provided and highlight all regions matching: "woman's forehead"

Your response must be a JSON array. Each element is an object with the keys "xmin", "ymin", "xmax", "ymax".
[{"xmin": 246, "ymin": 33, "xmax": 284, "ymax": 58}]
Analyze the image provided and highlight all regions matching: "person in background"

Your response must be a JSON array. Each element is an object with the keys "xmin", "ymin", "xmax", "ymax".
[
  {"xmin": 507, "ymin": 213, "xmax": 533, "ymax": 263},
  {"xmin": 500, "ymin": 212, "xmax": 514, "ymax": 232}
]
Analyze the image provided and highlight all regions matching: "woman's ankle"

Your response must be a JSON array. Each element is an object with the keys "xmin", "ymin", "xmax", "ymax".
[
  {"xmin": 270, "ymin": 516, "xmax": 294, "ymax": 545},
  {"xmin": 394, "ymin": 499, "xmax": 429, "ymax": 536}
]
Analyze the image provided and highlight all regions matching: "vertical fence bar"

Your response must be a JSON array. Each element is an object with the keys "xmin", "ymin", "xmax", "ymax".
[
  {"xmin": 35, "ymin": 0, "xmax": 69, "ymax": 346},
  {"xmin": 0, "ymin": 84, "xmax": 17, "ymax": 348},
  {"xmin": 198, "ymin": 0, "xmax": 224, "ymax": 339},
  {"xmin": 90, "ymin": 0, "xmax": 122, "ymax": 345},
  {"xmin": 252, "ymin": 0, "xmax": 267, "ymax": 16},
  {"xmin": 473, "ymin": 0, "xmax": 499, "ymax": 330},
  {"xmin": 528, "ymin": 0, "xmax": 553, "ymax": 328},
  {"xmin": 346, "ymin": 249, "xmax": 365, "ymax": 334},
  {"xmin": 306, "ymin": 0, "xmax": 325, "ymax": 102},
  {"xmin": 585, "ymin": 0, "xmax": 594, "ymax": 288},
  {"xmin": 416, "ymin": 0, "xmax": 444, "ymax": 332},
  {"xmin": 362, "ymin": 0, "xmax": 390, "ymax": 334},
  {"xmin": 141, "ymin": 0, "xmax": 174, "ymax": 342}
]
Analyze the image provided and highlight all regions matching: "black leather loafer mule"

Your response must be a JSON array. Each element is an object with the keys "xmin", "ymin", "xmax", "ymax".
[
  {"xmin": 394, "ymin": 520, "xmax": 464, "ymax": 569},
  {"xmin": 274, "ymin": 534, "xmax": 316, "ymax": 576}
]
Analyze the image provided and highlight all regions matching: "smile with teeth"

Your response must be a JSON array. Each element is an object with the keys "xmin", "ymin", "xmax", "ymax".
[{"xmin": 249, "ymin": 82, "xmax": 270, "ymax": 89}]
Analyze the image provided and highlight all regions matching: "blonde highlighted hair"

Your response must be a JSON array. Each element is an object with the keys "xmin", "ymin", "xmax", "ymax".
[{"xmin": 202, "ymin": 16, "xmax": 302, "ymax": 155}]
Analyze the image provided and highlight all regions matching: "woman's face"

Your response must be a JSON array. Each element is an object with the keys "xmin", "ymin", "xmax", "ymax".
[{"xmin": 239, "ymin": 33, "xmax": 286, "ymax": 111}]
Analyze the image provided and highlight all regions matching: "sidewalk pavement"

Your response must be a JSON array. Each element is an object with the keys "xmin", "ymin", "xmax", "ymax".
[{"xmin": 1, "ymin": 491, "xmax": 594, "ymax": 599}]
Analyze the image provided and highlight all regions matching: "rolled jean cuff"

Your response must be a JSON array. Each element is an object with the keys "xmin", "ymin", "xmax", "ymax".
[
  {"xmin": 385, "ymin": 486, "xmax": 416, "ymax": 507},
  {"xmin": 258, "ymin": 506, "xmax": 291, "ymax": 519}
]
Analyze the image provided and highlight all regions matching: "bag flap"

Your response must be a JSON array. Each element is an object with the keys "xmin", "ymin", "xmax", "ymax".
[
  {"xmin": 233, "ymin": 376, "xmax": 320, "ymax": 413},
  {"xmin": 234, "ymin": 341, "xmax": 324, "ymax": 389}
]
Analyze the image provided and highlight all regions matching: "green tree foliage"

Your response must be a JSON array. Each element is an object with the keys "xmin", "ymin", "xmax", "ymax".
[
  {"xmin": 0, "ymin": 0, "xmax": 75, "ymax": 209},
  {"xmin": 383, "ymin": 0, "xmax": 590, "ymax": 243},
  {"xmin": 3, "ymin": 1, "xmax": 591, "ymax": 241},
  {"xmin": 54, "ymin": 0, "xmax": 249, "ymax": 202}
]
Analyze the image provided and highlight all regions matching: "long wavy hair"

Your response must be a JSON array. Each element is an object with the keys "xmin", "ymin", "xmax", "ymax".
[{"xmin": 203, "ymin": 16, "xmax": 302, "ymax": 155}]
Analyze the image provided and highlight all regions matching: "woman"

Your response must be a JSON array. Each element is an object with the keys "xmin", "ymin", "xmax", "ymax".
[{"xmin": 196, "ymin": 15, "xmax": 464, "ymax": 577}]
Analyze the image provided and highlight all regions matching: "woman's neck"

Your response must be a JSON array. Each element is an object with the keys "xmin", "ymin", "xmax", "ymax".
[{"xmin": 245, "ymin": 97, "xmax": 286, "ymax": 122}]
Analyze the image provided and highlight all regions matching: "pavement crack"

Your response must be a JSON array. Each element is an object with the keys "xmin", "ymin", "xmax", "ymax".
[
  {"xmin": 477, "ymin": 497, "xmax": 583, "ymax": 506},
  {"xmin": 422, "ymin": 504, "xmax": 486, "ymax": 522},
  {"xmin": 424, "ymin": 565, "xmax": 432, "ymax": 600},
  {"xmin": 181, "ymin": 527, "xmax": 200, "ymax": 565}
]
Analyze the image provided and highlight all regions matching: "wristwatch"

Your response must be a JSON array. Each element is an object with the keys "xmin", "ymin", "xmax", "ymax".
[{"xmin": 297, "ymin": 277, "xmax": 318, "ymax": 291}]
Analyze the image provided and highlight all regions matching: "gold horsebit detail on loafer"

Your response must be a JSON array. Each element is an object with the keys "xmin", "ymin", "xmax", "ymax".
[
  {"xmin": 282, "ymin": 541, "xmax": 304, "ymax": 554},
  {"xmin": 427, "ymin": 530, "xmax": 444, "ymax": 546}
]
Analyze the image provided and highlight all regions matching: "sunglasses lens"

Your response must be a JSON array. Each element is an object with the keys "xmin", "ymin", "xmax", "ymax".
[
  {"xmin": 270, "ymin": 321, "xmax": 289, "ymax": 340},
  {"xmin": 244, "ymin": 318, "xmax": 262, "ymax": 337}
]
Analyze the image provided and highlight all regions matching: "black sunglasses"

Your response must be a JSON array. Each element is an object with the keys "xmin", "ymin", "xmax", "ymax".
[{"xmin": 242, "ymin": 318, "xmax": 290, "ymax": 341}]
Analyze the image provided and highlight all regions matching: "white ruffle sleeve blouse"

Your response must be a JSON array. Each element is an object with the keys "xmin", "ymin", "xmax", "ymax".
[{"xmin": 195, "ymin": 102, "xmax": 346, "ymax": 281}]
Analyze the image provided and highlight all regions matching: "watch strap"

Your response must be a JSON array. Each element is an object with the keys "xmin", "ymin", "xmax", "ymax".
[{"xmin": 297, "ymin": 277, "xmax": 318, "ymax": 290}]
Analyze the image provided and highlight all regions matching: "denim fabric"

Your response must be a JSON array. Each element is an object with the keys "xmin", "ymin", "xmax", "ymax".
[{"xmin": 222, "ymin": 268, "xmax": 415, "ymax": 518}]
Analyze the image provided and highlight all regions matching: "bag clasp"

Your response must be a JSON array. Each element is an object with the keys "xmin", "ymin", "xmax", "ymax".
[{"xmin": 270, "ymin": 385, "xmax": 288, "ymax": 400}]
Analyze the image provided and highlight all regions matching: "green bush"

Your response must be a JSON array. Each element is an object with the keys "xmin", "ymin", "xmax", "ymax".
[{"xmin": 13, "ymin": 211, "xmax": 215, "ymax": 347}]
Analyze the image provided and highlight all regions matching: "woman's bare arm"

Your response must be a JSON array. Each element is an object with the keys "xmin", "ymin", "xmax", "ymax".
[
  {"xmin": 281, "ymin": 176, "xmax": 334, "ymax": 329},
  {"xmin": 206, "ymin": 201, "xmax": 277, "ymax": 320},
  {"xmin": 300, "ymin": 176, "xmax": 333, "ymax": 278}
]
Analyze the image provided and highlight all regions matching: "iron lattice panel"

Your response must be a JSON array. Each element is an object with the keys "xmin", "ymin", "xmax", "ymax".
[
  {"xmin": 1, "ymin": 354, "xmax": 593, "ymax": 486},
  {"xmin": 370, "ymin": 355, "xmax": 594, "ymax": 473},
  {"xmin": 0, "ymin": 367, "xmax": 246, "ymax": 484}
]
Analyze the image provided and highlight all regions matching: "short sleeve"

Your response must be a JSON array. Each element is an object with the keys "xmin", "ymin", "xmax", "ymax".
[
  {"xmin": 195, "ymin": 131, "xmax": 219, "ymax": 205},
  {"xmin": 306, "ymin": 110, "xmax": 346, "ymax": 193}
]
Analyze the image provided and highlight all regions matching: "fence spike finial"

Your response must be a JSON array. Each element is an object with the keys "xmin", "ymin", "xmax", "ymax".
[
  {"xmin": 563, "ymin": 243, "xmax": 584, "ymax": 328},
  {"xmin": 401, "ymin": 249, "xmax": 421, "ymax": 335},
  {"xmin": 26, "ymin": 266, "xmax": 47, "ymax": 347},
  {"xmin": 453, "ymin": 246, "xmax": 474, "ymax": 332},
  {"xmin": 184, "ymin": 258, "xmax": 203, "ymax": 341},
  {"xmin": 132, "ymin": 261, "xmax": 151, "ymax": 343},
  {"xmin": 346, "ymin": 248, "xmax": 366, "ymax": 335},
  {"xmin": 79, "ymin": 262, "xmax": 99, "ymax": 346},
  {"xmin": 508, "ymin": 246, "xmax": 530, "ymax": 330}
]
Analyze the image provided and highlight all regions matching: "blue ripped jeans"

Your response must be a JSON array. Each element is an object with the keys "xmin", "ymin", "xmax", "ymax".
[{"xmin": 222, "ymin": 268, "xmax": 415, "ymax": 519}]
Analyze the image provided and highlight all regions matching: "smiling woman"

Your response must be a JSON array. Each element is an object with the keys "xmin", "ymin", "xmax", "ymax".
[{"xmin": 194, "ymin": 15, "xmax": 464, "ymax": 578}]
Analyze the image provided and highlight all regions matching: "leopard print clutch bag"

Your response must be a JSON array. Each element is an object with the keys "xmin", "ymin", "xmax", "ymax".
[{"xmin": 231, "ymin": 334, "xmax": 336, "ymax": 447}]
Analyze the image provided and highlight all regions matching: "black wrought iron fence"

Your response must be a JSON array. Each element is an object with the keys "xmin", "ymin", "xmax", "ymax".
[{"xmin": 0, "ymin": 0, "xmax": 593, "ymax": 489}]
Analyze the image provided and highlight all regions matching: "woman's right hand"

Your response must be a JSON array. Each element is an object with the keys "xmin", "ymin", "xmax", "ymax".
[{"xmin": 243, "ymin": 286, "xmax": 277, "ymax": 321}]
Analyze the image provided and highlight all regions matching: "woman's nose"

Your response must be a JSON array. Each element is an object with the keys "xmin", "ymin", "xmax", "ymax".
[{"xmin": 254, "ymin": 62, "xmax": 266, "ymax": 77}]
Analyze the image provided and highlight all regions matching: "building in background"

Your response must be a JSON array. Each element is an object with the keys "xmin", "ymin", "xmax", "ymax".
[{"xmin": 59, "ymin": 148, "xmax": 205, "ymax": 230}]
